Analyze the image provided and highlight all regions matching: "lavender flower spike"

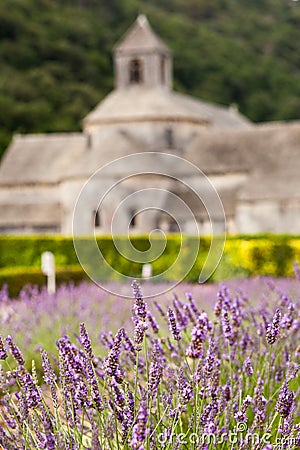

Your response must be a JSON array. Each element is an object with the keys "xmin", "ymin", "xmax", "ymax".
[
  {"xmin": 276, "ymin": 381, "xmax": 295, "ymax": 418},
  {"xmin": 131, "ymin": 398, "xmax": 149, "ymax": 449},
  {"xmin": 167, "ymin": 307, "xmax": 181, "ymax": 341},
  {"xmin": 5, "ymin": 335, "xmax": 24, "ymax": 366},
  {"xmin": 104, "ymin": 327, "xmax": 124, "ymax": 378},
  {"xmin": 148, "ymin": 339, "xmax": 163, "ymax": 397},
  {"xmin": 41, "ymin": 350, "xmax": 58, "ymax": 409},
  {"xmin": 132, "ymin": 280, "xmax": 147, "ymax": 321},
  {"xmin": 178, "ymin": 368, "xmax": 193, "ymax": 405},
  {"xmin": 134, "ymin": 320, "xmax": 148, "ymax": 351},
  {"xmin": 266, "ymin": 308, "xmax": 281, "ymax": 345},
  {"xmin": 0, "ymin": 336, "xmax": 7, "ymax": 360},
  {"xmin": 79, "ymin": 322, "xmax": 95, "ymax": 360},
  {"xmin": 186, "ymin": 323, "xmax": 204, "ymax": 359},
  {"xmin": 243, "ymin": 356, "xmax": 253, "ymax": 376}
]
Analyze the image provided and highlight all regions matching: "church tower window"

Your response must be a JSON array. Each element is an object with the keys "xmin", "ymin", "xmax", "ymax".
[
  {"xmin": 161, "ymin": 55, "xmax": 166, "ymax": 85},
  {"xmin": 129, "ymin": 208, "xmax": 137, "ymax": 228},
  {"xmin": 93, "ymin": 210, "xmax": 101, "ymax": 228},
  {"xmin": 165, "ymin": 127, "xmax": 174, "ymax": 148},
  {"xmin": 129, "ymin": 59, "xmax": 143, "ymax": 84}
]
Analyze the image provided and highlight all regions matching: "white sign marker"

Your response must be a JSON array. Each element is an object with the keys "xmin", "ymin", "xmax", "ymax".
[{"xmin": 41, "ymin": 251, "xmax": 56, "ymax": 294}]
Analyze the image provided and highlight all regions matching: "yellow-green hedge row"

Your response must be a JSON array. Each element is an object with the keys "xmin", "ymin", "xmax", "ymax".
[{"xmin": 0, "ymin": 234, "xmax": 300, "ymax": 296}]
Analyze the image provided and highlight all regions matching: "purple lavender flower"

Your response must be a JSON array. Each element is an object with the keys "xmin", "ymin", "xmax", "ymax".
[
  {"xmin": 0, "ymin": 284, "xmax": 9, "ymax": 303},
  {"xmin": 221, "ymin": 305, "xmax": 233, "ymax": 344},
  {"xmin": 153, "ymin": 301, "xmax": 165, "ymax": 318},
  {"xmin": 147, "ymin": 311, "xmax": 159, "ymax": 334},
  {"xmin": 234, "ymin": 395, "xmax": 252, "ymax": 423},
  {"xmin": 79, "ymin": 322, "xmax": 95, "ymax": 360},
  {"xmin": 214, "ymin": 290, "xmax": 223, "ymax": 317},
  {"xmin": 243, "ymin": 356, "xmax": 253, "ymax": 376},
  {"xmin": 204, "ymin": 420, "xmax": 217, "ymax": 434},
  {"xmin": 99, "ymin": 332, "xmax": 114, "ymax": 349},
  {"xmin": 41, "ymin": 350, "xmax": 57, "ymax": 385},
  {"xmin": 266, "ymin": 308, "xmax": 281, "ymax": 344},
  {"xmin": 252, "ymin": 376, "xmax": 267, "ymax": 428},
  {"xmin": 42, "ymin": 411, "xmax": 56, "ymax": 450},
  {"xmin": 5, "ymin": 335, "xmax": 24, "ymax": 366},
  {"xmin": 185, "ymin": 292, "xmax": 199, "ymax": 318},
  {"xmin": 276, "ymin": 381, "xmax": 295, "ymax": 418},
  {"xmin": 186, "ymin": 314, "xmax": 208, "ymax": 359},
  {"xmin": 281, "ymin": 303, "xmax": 295, "ymax": 330},
  {"xmin": 279, "ymin": 402, "xmax": 296, "ymax": 436},
  {"xmin": 0, "ymin": 425, "xmax": 16, "ymax": 450},
  {"xmin": 74, "ymin": 377, "xmax": 91, "ymax": 409},
  {"xmin": 222, "ymin": 383, "xmax": 231, "ymax": 402},
  {"xmin": 104, "ymin": 327, "xmax": 124, "ymax": 379},
  {"xmin": 41, "ymin": 350, "xmax": 58, "ymax": 408},
  {"xmin": 131, "ymin": 398, "xmax": 149, "ymax": 449},
  {"xmin": 0, "ymin": 336, "xmax": 7, "ymax": 360},
  {"xmin": 112, "ymin": 380, "xmax": 125, "ymax": 408},
  {"xmin": 204, "ymin": 338, "xmax": 217, "ymax": 377},
  {"xmin": 200, "ymin": 397, "xmax": 219, "ymax": 425},
  {"xmin": 167, "ymin": 307, "xmax": 181, "ymax": 341},
  {"xmin": 182, "ymin": 303, "xmax": 196, "ymax": 325},
  {"xmin": 91, "ymin": 420, "xmax": 102, "ymax": 450},
  {"xmin": 173, "ymin": 297, "xmax": 188, "ymax": 330},
  {"xmin": 132, "ymin": 280, "xmax": 147, "ymax": 321},
  {"xmin": 17, "ymin": 368, "xmax": 42, "ymax": 409},
  {"xmin": 1, "ymin": 399, "xmax": 17, "ymax": 430},
  {"xmin": 122, "ymin": 329, "xmax": 136, "ymax": 353},
  {"xmin": 128, "ymin": 389, "xmax": 135, "ymax": 414},
  {"xmin": 286, "ymin": 360, "xmax": 299, "ymax": 380},
  {"xmin": 15, "ymin": 392, "xmax": 29, "ymax": 426},
  {"xmin": 84, "ymin": 357, "xmax": 103, "ymax": 412},
  {"xmin": 148, "ymin": 339, "xmax": 164, "ymax": 397},
  {"xmin": 240, "ymin": 330, "xmax": 251, "ymax": 351},
  {"xmin": 177, "ymin": 369, "xmax": 193, "ymax": 405},
  {"xmin": 209, "ymin": 366, "xmax": 221, "ymax": 398},
  {"xmin": 134, "ymin": 320, "xmax": 148, "ymax": 351}
]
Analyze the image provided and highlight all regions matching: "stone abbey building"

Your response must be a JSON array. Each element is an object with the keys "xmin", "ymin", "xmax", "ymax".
[{"xmin": 0, "ymin": 15, "xmax": 300, "ymax": 235}]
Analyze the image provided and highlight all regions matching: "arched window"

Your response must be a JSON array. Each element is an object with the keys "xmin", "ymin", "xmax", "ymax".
[
  {"xmin": 165, "ymin": 127, "xmax": 174, "ymax": 148},
  {"xmin": 160, "ymin": 55, "xmax": 166, "ymax": 84},
  {"xmin": 129, "ymin": 59, "xmax": 143, "ymax": 84},
  {"xmin": 129, "ymin": 209, "xmax": 137, "ymax": 228},
  {"xmin": 93, "ymin": 210, "xmax": 101, "ymax": 228}
]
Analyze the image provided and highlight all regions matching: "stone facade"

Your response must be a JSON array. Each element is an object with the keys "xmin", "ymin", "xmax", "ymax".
[{"xmin": 0, "ymin": 15, "xmax": 299, "ymax": 235}]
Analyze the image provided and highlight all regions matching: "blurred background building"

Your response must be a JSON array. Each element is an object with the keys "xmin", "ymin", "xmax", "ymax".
[{"xmin": 0, "ymin": 15, "xmax": 299, "ymax": 235}]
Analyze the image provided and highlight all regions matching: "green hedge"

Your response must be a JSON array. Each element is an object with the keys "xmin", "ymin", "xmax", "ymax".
[
  {"xmin": 0, "ymin": 266, "xmax": 88, "ymax": 297},
  {"xmin": 0, "ymin": 234, "xmax": 300, "ymax": 296}
]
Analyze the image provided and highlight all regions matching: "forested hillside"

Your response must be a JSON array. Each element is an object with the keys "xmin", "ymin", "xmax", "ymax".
[{"xmin": 1, "ymin": 0, "xmax": 300, "ymax": 157}]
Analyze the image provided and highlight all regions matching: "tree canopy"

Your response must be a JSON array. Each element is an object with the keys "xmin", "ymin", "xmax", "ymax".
[{"xmin": 1, "ymin": 0, "xmax": 300, "ymax": 157}]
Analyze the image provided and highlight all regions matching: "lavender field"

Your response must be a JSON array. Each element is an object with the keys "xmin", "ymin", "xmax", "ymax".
[{"xmin": 0, "ymin": 276, "xmax": 299, "ymax": 449}]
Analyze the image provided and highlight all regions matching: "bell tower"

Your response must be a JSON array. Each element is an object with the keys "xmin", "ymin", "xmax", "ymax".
[{"xmin": 113, "ymin": 15, "xmax": 172, "ymax": 90}]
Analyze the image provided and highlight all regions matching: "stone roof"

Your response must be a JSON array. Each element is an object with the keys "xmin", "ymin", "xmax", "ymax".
[
  {"xmin": 186, "ymin": 120, "xmax": 300, "ymax": 200},
  {"xmin": 3, "ymin": 120, "xmax": 299, "ymax": 192},
  {"xmin": 83, "ymin": 86, "xmax": 251, "ymax": 129},
  {"xmin": 0, "ymin": 133, "xmax": 87, "ymax": 185},
  {"xmin": 186, "ymin": 121, "xmax": 300, "ymax": 172},
  {"xmin": 0, "ymin": 128, "xmax": 148, "ymax": 185},
  {"xmin": 114, "ymin": 15, "xmax": 169, "ymax": 55}
]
